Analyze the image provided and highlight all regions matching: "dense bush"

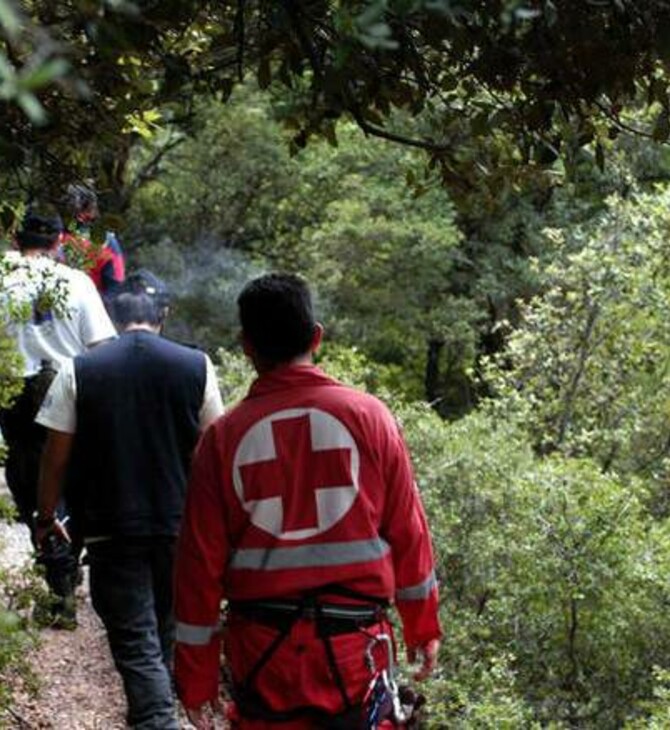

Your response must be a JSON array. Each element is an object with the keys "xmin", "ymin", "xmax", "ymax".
[
  {"xmin": 126, "ymin": 89, "xmax": 539, "ymax": 410},
  {"xmin": 401, "ymin": 404, "xmax": 670, "ymax": 728}
]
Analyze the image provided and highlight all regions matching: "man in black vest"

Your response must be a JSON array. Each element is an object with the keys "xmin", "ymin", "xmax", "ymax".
[{"xmin": 35, "ymin": 270, "xmax": 224, "ymax": 730}]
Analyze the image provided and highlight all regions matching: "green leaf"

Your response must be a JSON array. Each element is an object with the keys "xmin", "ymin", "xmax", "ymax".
[
  {"xmin": 0, "ymin": 610, "xmax": 21, "ymax": 634},
  {"xmin": 16, "ymin": 91, "xmax": 46, "ymax": 123},
  {"xmin": 20, "ymin": 58, "xmax": 69, "ymax": 91},
  {"xmin": 0, "ymin": 0, "xmax": 22, "ymax": 38},
  {"xmin": 515, "ymin": 8, "xmax": 542, "ymax": 21}
]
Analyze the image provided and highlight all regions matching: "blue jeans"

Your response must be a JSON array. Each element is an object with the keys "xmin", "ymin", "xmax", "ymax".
[{"xmin": 88, "ymin": 537, "xmax": 179, "ymax": 729}]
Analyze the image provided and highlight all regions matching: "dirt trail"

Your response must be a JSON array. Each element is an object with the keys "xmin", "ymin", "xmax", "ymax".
[
  {"xmin": 0, "ymin": 476, "xmax": 125, "ymax": 729},
  {"xmin": 6, "ymin": 580, "xmax": 127, "ymax": 729}
]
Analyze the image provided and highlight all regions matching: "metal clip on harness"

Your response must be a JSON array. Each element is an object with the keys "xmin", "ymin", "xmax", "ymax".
[{"xmin": 364, "ymin": 633, "xmax": 411, "ymax": 728}]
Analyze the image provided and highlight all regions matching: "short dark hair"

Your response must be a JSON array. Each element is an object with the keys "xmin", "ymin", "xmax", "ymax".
[
  {"xmin": 112, "ymin": 270, "xmax": 170, "ymax": 328},
  {"xmin": 238, "ymin": 273, "xmax": 316, "ymax": 364},
  {"xmin": 16, "ymin": 212, "xmax": 64, "ymax": 251}
]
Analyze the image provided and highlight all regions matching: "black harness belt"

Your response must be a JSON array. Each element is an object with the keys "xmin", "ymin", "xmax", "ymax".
[{"xmin": 229, "ymin": 599, "xmax": 385, "ymax": 637}]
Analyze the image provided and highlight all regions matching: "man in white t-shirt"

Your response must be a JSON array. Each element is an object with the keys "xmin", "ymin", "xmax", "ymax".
[{"xmin": 0, "ymin": 211, "xmax": 116, "ymax": 626}]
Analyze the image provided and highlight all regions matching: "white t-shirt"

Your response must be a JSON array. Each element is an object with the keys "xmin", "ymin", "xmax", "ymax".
[
  {"xmin": 37, "ymin": 352, "xmax": 224, "ymax": 434},
  {"xmin": 1, "ymin": 252, "xmax": 116, "ymax": 376}
]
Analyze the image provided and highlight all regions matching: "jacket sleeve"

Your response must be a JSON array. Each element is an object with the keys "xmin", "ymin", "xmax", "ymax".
[
  {"xmin": 174, "ymin": 425, "xmax": 229, "ymax": 709},
  {"xmin": 380, "ymin": 419, "xmax": 442, "ymax": 648}
]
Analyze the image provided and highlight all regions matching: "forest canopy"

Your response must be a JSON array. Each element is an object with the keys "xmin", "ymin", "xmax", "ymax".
[{"xmin": 4, "ymin": 1, "xmax": 670, "ymax": 201}]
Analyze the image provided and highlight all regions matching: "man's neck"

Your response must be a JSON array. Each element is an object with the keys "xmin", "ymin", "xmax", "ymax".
[
  {"xmin": 255, "ymin": 353, "xmax": 312, "ymax": 375},
  {"xmin": 21, "ymin": 248, "xmax": 56, "ymax": 259},
  {"xmin": 123, "ymin": 323, "xmax": 161, "ymax": 334}
]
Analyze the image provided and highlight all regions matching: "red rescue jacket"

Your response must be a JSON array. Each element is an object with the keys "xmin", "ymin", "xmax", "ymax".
[{"xmin": 174, "ymin": 364, "xmax": 441, "ymax": 709}]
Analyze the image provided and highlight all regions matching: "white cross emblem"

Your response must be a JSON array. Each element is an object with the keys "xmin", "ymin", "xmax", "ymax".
[{"xmin": 232, "ymin": 408, "xmax": 360, "ymax": 540}]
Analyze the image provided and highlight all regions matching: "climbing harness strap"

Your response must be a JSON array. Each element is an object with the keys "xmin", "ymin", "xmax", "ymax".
[{"xmin": 228, "ymin": 584, "xmax": 390, "ymax": 724}]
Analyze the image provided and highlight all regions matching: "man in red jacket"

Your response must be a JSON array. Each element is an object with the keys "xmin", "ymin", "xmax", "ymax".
[{"xmin": 174, "ymin": 273, "xmax": 441, "ymax": 729}]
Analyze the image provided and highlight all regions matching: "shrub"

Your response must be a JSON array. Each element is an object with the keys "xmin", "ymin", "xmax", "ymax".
[{"xmin": 401, "ymin": 404, "xmax": 670, "ymax": 728}]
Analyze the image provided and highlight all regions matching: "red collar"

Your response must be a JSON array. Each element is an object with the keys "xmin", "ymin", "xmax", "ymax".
[{"xmin": 247, "ymin": 364, "xmax": 338, "ymax": 399}]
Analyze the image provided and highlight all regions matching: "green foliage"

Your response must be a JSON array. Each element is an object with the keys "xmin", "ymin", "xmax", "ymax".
[
  {"xmin": 282, "ymin": 126, "xmax": 464, "ymax": 376},
  {"xmin": 0, "ymin": 496, "xmax": 15, "ymax": 521},
  {"xmin": 424, "ymin": 654, "xmax": 539, "ymax": 729},
  {"xmin": 214, "ymin": 347, "xmax": 254, "ymax": 409},
  {"xmin": 0, "ymin": 251, "xmax": 72, "ymax": 434},
  {"xmin": 0, "ymin": 330, "xmax": 22, "ymax": 412},
  {"xmin": 0, "ymin": 0, "xmax": 69, "ymax": 124},
  {"xmin": 127, "ymin": 90, "xmax": 293, "ymax": 248},
  {"xmin": 0, "ymin": 255, "xmax": 27, "ymax": 415},
  {"xmin": 399, "ymin": 403, "xmax": 670, "ymax": 727},
  {"xmin": 0, "ymin": 1, "xmax": 237, "ymax": 197},
  {"xmin": 129, "ymin": 87, "xmax": 670, "ymax": 422},
  {"xmin": 5, "ymin": 2, "xmax": 670, "ymax": 216},
  {"xmin": 214, "ymin": 343, "xmax": 406, "ymax": 411},
  {"xmin": 316, "ymin": 343, "xmax": 406, "ymax": 398},
  {"xmin": 128, "ymin": 91, "xmax": 484, "ymax": 406},
  {"xmin": 484, "ymin": 190, "xmax": 670, "ymax": 486},
  {"xmin": 136, "ymin": 238, "xmax": 260, "ymax": 353},
  {"xmin": 0, "ymin": 564, "xmax": 41, "ymax": 718},
  {"xmin": 0, "ymin": 605, "xmax": 31, "ymax": 714},
  {"xmin": 0, "ymin": 229, "xmax": 68, "ymax": 717},
  {"xmin": 625, "ymin": 668, "xmax": 670, "ymax": 729},
  {"xmin": 6, "ymin": 6, "xmax": 670, "ymax": 725}
]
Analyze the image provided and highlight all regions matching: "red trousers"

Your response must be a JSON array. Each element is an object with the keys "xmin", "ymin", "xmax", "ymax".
[{"xmin": 224, "ymin": 612, "xmax": 393, "ymax": 729}]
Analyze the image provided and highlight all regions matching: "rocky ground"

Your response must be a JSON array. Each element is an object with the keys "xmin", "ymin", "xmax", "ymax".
[{"xmin": 0, "ymin": 473, "xmax": 201, "ymax": 729}]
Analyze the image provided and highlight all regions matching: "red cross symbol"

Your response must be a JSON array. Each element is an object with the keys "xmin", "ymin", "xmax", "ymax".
[{"xmin": 239, "ymin": 414, "xmax": 353, "ymax": 533}]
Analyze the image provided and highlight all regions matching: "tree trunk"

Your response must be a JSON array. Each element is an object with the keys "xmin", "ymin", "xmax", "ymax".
[{"xmin": 425, "ymin": 338, "xmax": 444, "ymax": 407}]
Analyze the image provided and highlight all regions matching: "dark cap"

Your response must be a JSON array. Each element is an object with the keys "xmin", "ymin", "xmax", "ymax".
[
  {"xmin": 112, "ymin": 269, "xmax": 170, "ymax": 328},
  {"xmin": 121, "ymin": 269, "xmax": 170, "ymax": 309},
  {"xmin": 16, "ymin": 212, "xmax": 64, "ymax": 250}
]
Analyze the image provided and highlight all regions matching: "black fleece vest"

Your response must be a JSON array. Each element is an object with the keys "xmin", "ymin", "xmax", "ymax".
[{"xmin": 69, "ymin": 330, "xmax": 206, "ymax": 538}]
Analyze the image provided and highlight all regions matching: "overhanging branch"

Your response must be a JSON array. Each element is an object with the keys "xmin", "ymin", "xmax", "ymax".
[{"xmin": 349, "ymin": 108, "xmax": 451, "ymax": 153}]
